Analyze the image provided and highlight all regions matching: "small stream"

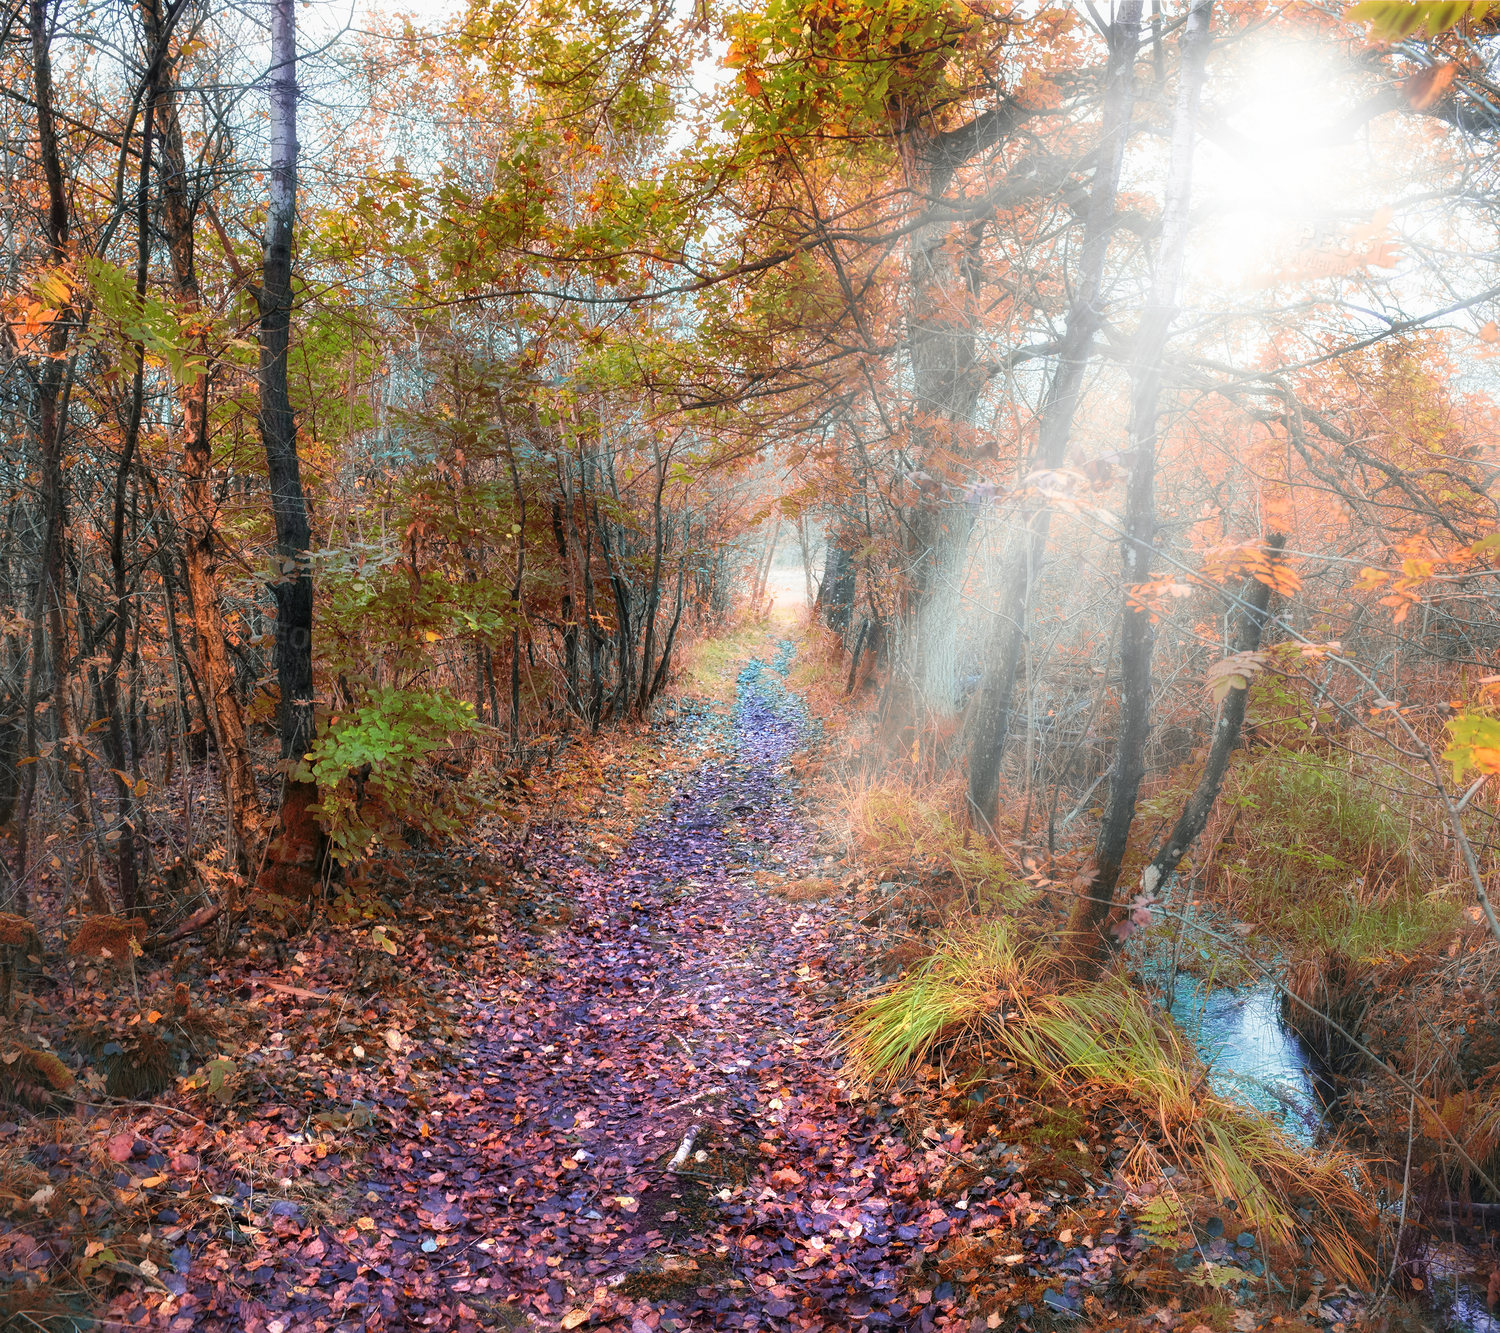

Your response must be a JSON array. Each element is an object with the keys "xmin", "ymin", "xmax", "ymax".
[
  {"xmin": 1163, "ymin": 973, "xmax": 1326, "ymax": 1144},
  {"xmin": 1148, "ymin": 958, "xmax": 1497, "ymax": 1331}
]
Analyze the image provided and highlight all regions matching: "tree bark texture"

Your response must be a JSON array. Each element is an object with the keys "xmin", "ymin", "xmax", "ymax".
[
  {"xmin": 255, "ymin": 0, "xmax": 321, "ymax": 899},
  {"xmin": 155, "ymin": 52, "xmax": 266, "ymax": 861}
]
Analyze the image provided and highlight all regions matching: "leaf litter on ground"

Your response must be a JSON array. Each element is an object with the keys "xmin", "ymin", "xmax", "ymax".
[{"xmin": 3, "ymin": 634, "xmax": 1362, "ymax": 1332}]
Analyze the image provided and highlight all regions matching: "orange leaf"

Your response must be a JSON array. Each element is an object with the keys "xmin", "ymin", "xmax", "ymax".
[{"xmin": 1405, "ymin": 63, "xmax": 1457, "ymax": 110}]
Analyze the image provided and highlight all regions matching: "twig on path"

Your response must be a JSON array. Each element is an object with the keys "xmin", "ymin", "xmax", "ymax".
[
  {"xmin": 152, "ymin": 900, "xmax": 223, "ymax": 946},
  {"xmin": 264, "ymin": 981, "xmax": 338, "ymax": 1002},
  {"xmin": 668, "ymin": 1123, "xmax": 702, "ymax": 1172},
  {"xmin": 662, "ymin": 1085, "xmax": 725, "ymax": 1112}
]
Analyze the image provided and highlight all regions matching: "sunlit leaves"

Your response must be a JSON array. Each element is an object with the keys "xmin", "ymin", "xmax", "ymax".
[
  {"xmin": 1125, "ymin": 577, "xmax": 1194, "ymax": 623},
  {"xmin": 299, "ymin": 687, "xmax": 483, "ymax": 865},
  {"xmin": 721, "ymin": 0, "xmax": 998, "ymax": 144},
  {"xmin": 1, "ymin": 268, "xmax": 71, "ymax": 353},
  {"xmin": 1444, "ymin": 711, "xmax": 1500, "ymax": 781},
  {"xmin": 1353, "ymin": 534, "xmax": 1497, "ymax": 624},
  {"xmin": 1404, "ymin": 61, "xmax": 1457, "ymax": 107},
  {"xmin": 1346, "ymin": 0, "xmax": 1499, "ymax": 42},
  {"xmin": 1200, "ymin": 543, "xmax": 1302, "ymax": 596},
  {"xmin": 80, "ymin": 256, "xmax": 207, "ymax": 382},
  {"xmin": 460, "ymin": 0, "xmax": 683, "ymax": 139}
]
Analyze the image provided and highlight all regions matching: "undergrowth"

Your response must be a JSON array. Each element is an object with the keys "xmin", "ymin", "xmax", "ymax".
[
  {"xmin": 844, "ymin": 777, "xmax": 1030, "ymax": 911},
  {"xmin": 842, "ymin": 919, "xmax": 1376, "ymax": 1284},
  {"xmin": 676, "ymin": 612, "xmax": 791, "ymax": 704},
  {"xmin": 783, "ymin": 623, "xmax": 856, "ymax": 725},
  {"xmin": 1205, "ymin": 751, "xmax": 1457, "ymax": 957}
]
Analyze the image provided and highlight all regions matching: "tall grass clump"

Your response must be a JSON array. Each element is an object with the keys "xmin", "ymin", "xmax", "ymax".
[
  {"xmin": 844, "ymin": 920, "xmax": 1375, "ymax": 1282},
  {"xmin": 846, "ymin": 778, "xmax": 1029, "ymax": 910},
  {"xmin": 784, "ymin": 622, "xmax": 856, "ymax": 725},
  {"xmin": 1213, "ymin": 752, "xmax": 1454, "ymax": 956},
  {"xmin": 844, "ymin": 920, "xmax": 1042, "ymax": 1081}
]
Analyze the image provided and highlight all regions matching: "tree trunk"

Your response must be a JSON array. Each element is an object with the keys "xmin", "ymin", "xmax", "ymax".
[
  {"xmin": 552, "ymin": 497, "xmax": 581, "ymax": 719},
  {"xmin": 646, "ymin": 552, "xmax": 687, "ymax": 704},
  {"xmin": 255, "ymin": 0, "xmax": 320, "ymax": 899},
  {"xmin": 504, "ymin": 424, "xmax": 527, "ymax": 754},
  {"xmin": 596, "ymin": 505, "xmax": 633, "ymax": 720},
  {"xmin": 965, "ymin": 0, "xmax": 1144, "ymax": 829},
  {"xmin": 97, "ymin": 67, "xmax": 156, "ymax": 914},
  {"xmin": 19, "ymin": 0, "xmax": 94, "ymax": 910},
  {"xmin": 576, "ymin": 456, "xmax": 605, "ymax": 730},
  {"xmin": 819, "ymin": 531, "xmax": 856, "ymax": 634},
  {"xmin": 1137, "ymin": 537, "xmax": 1285, "ymax": 901},
  {"xmin": 1064, "ymin": 540, "xmax": 1286, "ymax": 970},
  {"xmin": 636, "ymin": 448, "xmax": 667, "ymax": 715},
  {"xmin": 795, "ymin": 513, "xmax": 816, "ymax": 608},
  {"xmin": 1064, "ymin": 0, "xmax": 1216, "ymax": 959},
  {"xmin": 754, "ymin": 515, "xmax": 780, "ymax": 606}
]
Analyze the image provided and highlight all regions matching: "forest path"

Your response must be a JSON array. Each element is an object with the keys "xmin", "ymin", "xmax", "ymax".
[
  {"xmin": 392, "ymin": 640, "xmax": 1020, "ymax": 1333},
  {"xmin": 440, "ymin": 640, "xmax": 924, "ymax": 1331},
  {"xmin": 158, "ymin": 638, "xmax": 1117, "ymax": 1333}
]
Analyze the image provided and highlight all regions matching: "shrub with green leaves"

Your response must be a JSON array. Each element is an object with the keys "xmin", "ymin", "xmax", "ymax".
[{"xmin": 296, "ymin": 687, "xmax": 484, "ymax": 865}]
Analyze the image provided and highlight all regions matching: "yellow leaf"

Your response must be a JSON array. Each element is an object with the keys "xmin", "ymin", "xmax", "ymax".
[
  {"xmin": 355, "ymin": 1216, "xmax": 376, "ymax": 1231},
  {"xmin": 561, "ymin": 1311, "xmax": 591, "ymax": 1329}
]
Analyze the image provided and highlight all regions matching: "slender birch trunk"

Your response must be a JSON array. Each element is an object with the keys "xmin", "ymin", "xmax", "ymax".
[{"xmin": 255, "ymin": 0, "xmax": 321, "ymax": 897}]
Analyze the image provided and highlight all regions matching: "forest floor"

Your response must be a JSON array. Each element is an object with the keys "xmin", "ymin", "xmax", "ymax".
[{"xmin": 4, "ymin": 623, "xmax": 1427, "ymax": 1332}]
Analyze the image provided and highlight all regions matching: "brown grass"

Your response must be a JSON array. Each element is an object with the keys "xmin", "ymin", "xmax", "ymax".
[
  {"xmin": 770, "ymin": 876, "xmax": 840, "ymax": 902},
  {"xmin": 844, "ymin": 920, "xmax": 1377, "ymax": 1282},
  {"xmin": 67, "ymin": 915, "xmax": 147, "ymax": 962},
  {"xmin": 842, "ymin": 774, "xmax": 1028, "ymax": 912}
]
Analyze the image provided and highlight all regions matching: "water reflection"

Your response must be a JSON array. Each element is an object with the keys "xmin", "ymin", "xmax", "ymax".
[{"xmin": 1165, "ymin": 973, "xmax": 1326, "ymax": 1142}]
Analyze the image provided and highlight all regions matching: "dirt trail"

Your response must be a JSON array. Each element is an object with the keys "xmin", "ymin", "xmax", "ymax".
[
  {"xmin": 447, "ymin": 641, "xmax": 935, "ymax": 1331},
  {"xmin": 167, "ymin": 643, "xmax": 1114, "ymax": 1332},
  {"xmin": 405, "ymin": 642, "xmax": 1107, "ymax": 1332}
]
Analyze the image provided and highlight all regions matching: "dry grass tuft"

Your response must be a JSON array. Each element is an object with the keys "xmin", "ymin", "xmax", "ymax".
[
  {"xmin": 1204, "ymin": 752, "xmax": 1455, "ymax": 957},
  {"xmin": 770, "ymin": 876, "xmax": 840, "ymax": 902},
  {"xmin": 101, "ymin": 1029, "xmax": 174, "ymax": 1101},
  {"xmin": 843, "ymin": 919, "xmax": 1376, "ymax": 1283},
  {"xmin": 843, "ymin": 776, "xmax": 1028, "ymax": 911},
  {"xmin": 783, "ymin": 622, "xmax": 856, "ymax": 724},
  {"xmin": 0, "ymin": 1041, "xmax": 75, "ymax": 1109}
]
